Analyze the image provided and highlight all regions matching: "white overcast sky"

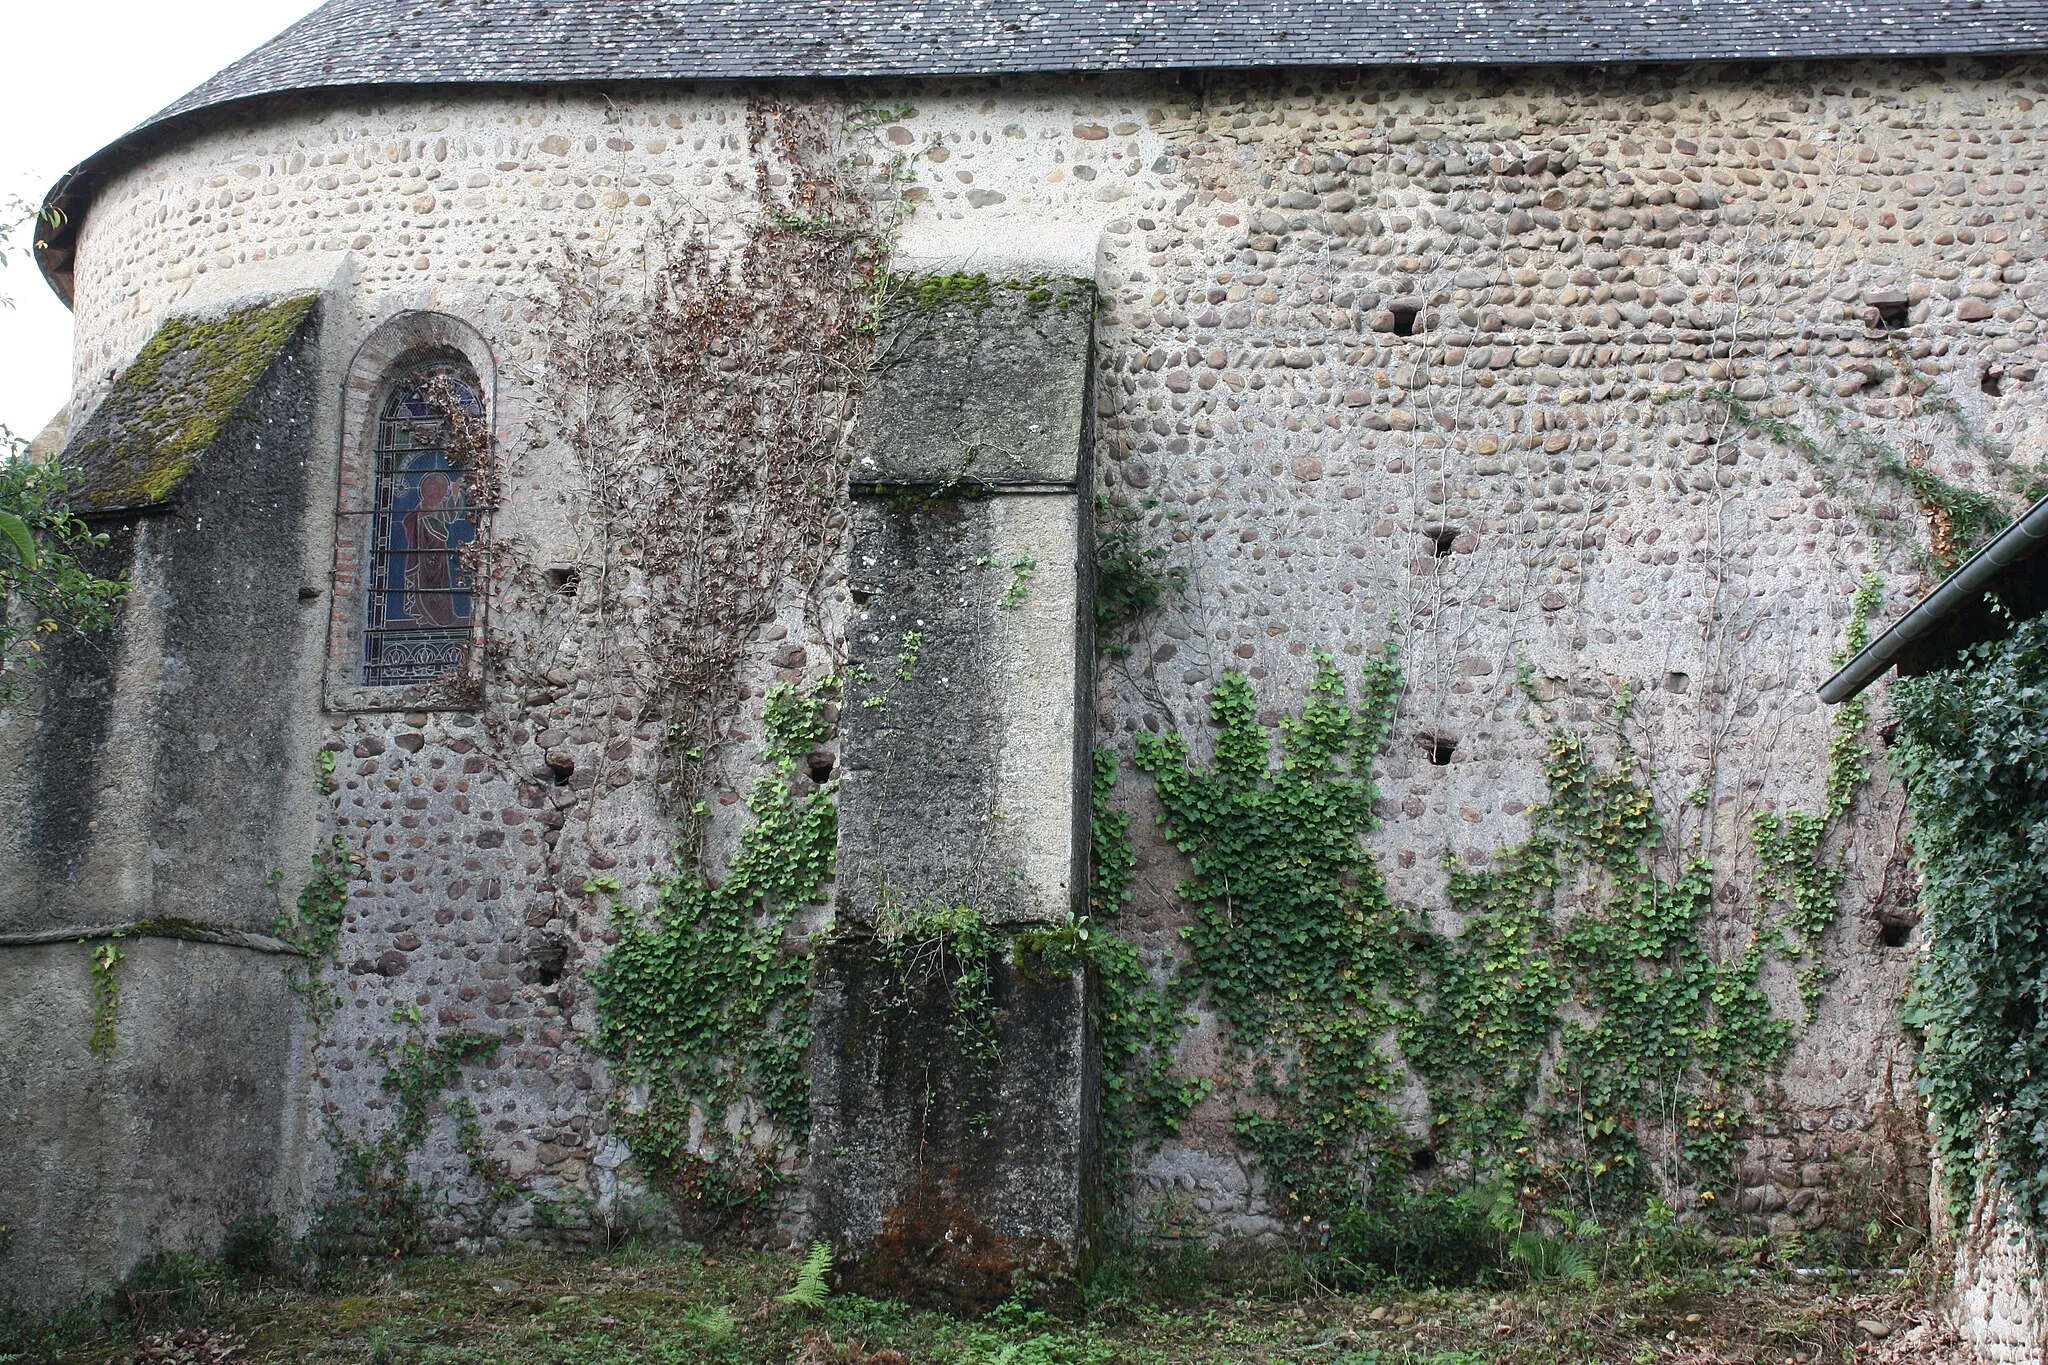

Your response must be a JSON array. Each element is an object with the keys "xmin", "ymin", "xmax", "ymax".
[{"xmin": 0, "ymin": 0, "xmax": 323, "ymax": 440}]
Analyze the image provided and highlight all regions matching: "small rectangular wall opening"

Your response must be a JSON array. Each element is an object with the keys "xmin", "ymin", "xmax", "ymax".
[{"xmin": 1867, "ymin": 288, "xmax": 1911, "ymax": 332}]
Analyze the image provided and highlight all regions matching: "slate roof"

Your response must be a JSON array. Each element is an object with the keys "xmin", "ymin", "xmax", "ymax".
[
  {"xmin": 145, "ymin": 0, "xmax": 2048, "ymax": 101},
  {"xmin": 35, "ymin": 0, "xmax": 2048, "ymax": 302}
]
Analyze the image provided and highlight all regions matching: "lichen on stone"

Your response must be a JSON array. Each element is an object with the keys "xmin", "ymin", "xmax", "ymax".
[{"xmin": 61, "ymin": 292, "xmax": 320, "ymax": 513}]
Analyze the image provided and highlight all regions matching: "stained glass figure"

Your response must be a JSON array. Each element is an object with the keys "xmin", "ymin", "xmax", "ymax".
[{"xmin": 363, "ymin": 360, "xmax": 484, "ymax": 685}]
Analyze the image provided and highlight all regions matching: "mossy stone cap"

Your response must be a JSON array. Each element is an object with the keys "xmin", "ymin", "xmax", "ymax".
[{"xmin": 60, "ymin": 293, "xmax": 320, "ymax": 514}]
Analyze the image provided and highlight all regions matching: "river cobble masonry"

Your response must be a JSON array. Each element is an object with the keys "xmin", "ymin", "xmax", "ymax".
[{"xmin": 3, "ymin": 3, "xmax": 2047, "ymax": 1354}]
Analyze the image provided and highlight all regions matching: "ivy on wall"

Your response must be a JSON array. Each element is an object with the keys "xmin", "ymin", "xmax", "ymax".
[
  {"xmin": 1133, "ymin": 647, "xmax": 1412, "ymax": 1213},
  {"xmin": 1891, "ymin": 612, "xmax": 2048, "ymax": 1236},
  {"xmin": 1094, "ymin": 496, "xmax": 1189, "ymax": 658},
  {"xmin": 273, "ymin": 830, "xmax": 355, "ymax": 1023},
  {"xmin": 277, "ymin": 833, "xmax": 351, "ymax": 961},
  {"xmin": 589, "ymin": 682, "xmax": 836, "ymax": 1225},
  {"xmin": 1408, "ymin": 715, "xmax": 1787, "ymax": 1211},
  {"xmin": 317, "ymin": 1017, "xmax": 516, "ymax": 1256},
  {"xmin": 1118, "ymin": 619, "xmax": 1878, "ymax": 1235},
  {"xmin": 86, "ymin": 941, "xmax": 122, "ymax": 1058},
  {"xmin": 1019, "ymin": 749, "xmax": 1210, "ymax": 1165},
  {"xmin": 1749, "ymin": 574, "xmax": 1882, "ymax": 1014},
  {"xmin": 1704, "ymin": 380, "xmax": 2025, "ymax": 575},
  {"xmin": 851, "ymin": 899, "xmax": 1009, "ymax": 1126}
]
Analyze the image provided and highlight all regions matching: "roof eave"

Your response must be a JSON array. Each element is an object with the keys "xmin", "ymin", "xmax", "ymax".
[{"xmin": 1819, "ymin": 492, "xmax": 2048, "ymax": 704}]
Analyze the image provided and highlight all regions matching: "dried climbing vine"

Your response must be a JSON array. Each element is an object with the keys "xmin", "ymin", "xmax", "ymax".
[
  {"xmin": 528, "ymin": 103, "xmax": 907, "ymax": 1228},
  {"xmin": 535, "ymin": 100, "xmax": 899, "ymax": 839}
]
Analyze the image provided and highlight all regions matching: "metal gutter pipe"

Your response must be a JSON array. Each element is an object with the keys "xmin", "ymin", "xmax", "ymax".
[{"xmin": 1818, "ymin": 492, "xmax": 2048, "ymax": 704}]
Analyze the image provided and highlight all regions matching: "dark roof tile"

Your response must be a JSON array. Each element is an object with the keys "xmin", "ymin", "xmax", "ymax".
[{"xmin": 123, "ymin": 0, "xmax": 2048, "ymax": 128}]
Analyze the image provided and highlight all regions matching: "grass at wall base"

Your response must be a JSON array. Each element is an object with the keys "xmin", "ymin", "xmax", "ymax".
[{"xmin": 4, "ymin": 1238, "xmax": 1955, "ymax": 1365}]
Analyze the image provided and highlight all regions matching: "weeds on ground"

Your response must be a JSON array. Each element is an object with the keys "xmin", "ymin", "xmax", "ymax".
[
  {"xmin": 3, "ymin": 1225, "xmax": 1956, "ymax": 1365},
  {"xmin": 1, "ymin": 1217, "xmax": 295, "ymax": 1363}
]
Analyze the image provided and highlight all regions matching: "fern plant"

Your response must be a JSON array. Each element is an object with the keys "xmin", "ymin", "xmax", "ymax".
[
  {"xmin": 1471, "ymin": 1183, "xmax": 1600, "ymax": 1288},
  {"xmin": 778, "ymin": 1240, "xmax": 834, "ymax": 1310},
  {"xmin": 1511, "ymin": 1206, "xmax": 1603, "ymax": 1289},
  {"xmin": 684, "ymin": 1305, "xmax": 736, "ymax": 1341},
  {"xmin": 1508, "ymin": 1230, "xmax": 1598, "ymax": 1288}
]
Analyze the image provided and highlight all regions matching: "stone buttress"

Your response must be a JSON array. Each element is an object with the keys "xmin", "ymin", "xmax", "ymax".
[
  {"xmin": 0, "ymin": 290, "xmax": 334, "ymax": 1306},
  {"xmin": 808, "ymin": 277, "xmax": 1099, "ymax": 1304}
]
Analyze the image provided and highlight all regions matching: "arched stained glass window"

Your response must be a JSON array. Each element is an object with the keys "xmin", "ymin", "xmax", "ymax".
[{"xmin": 363, "ymin": 359, "xmax": 484, "ymax": 685}]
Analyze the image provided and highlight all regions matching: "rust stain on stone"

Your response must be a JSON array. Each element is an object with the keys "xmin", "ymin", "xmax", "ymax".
[{"xmin": 842, "ymin": 1163, "xmax": 1065, "ymax": 1311}]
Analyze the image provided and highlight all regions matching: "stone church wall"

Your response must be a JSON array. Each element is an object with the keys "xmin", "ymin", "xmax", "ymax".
[
  {"xmin": 1951, "ymin": 1177, "xmax": 2048, "ymax": 1364},
  {"xmin": 14, "ymin": 51, "xmax": 2048, "ymax": 1328}
]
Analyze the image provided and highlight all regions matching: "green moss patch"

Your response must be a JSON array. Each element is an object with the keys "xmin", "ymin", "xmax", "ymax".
[
  {"xmin": 62, "ymin": 293, "xmax": 320, "ymax": 513},
  {"xmin": 889, "ymin": 272, "xmax": 1094, "ymax": 315}
]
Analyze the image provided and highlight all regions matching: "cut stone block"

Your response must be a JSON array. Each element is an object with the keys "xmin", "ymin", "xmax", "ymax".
[
  {"xmin": 836, "ymin": 491, "xmax": 1086, "ymax": 928},
  {"xmin": 808, "ymin": 937, "xmax": 1094, "ymax": 1307},
  {"xmin": 813, "ymin": 274, "xmax": 1098, "ymax": 1303},
  {"xmin": 852, "ymin": 277, "xmax": 1094, "ymax": 487}
]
